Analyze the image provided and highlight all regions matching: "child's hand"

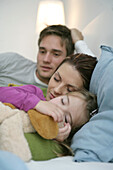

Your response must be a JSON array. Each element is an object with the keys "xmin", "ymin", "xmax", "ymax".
[
  {"xmin": 55, "ymin": 123, "xmax": 71, "ymax": 142},
  {"xmin": 34, "ymin": 100, "xmax": 65, "ymax": 122}
]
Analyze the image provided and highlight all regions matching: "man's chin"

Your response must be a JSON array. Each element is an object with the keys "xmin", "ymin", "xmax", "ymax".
[
  {"xmin": 40, "ymin": 71, "xmax": 54, "ymax": 79},
  {"xmin": 40, "ymin": 73, "xmax": 51, "ymax": 79},
  {"xmin": 36, "ymin": 70, "xmax": 53, "ymax": 83}
]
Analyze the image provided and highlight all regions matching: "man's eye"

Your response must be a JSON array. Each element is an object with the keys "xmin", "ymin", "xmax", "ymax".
[
  {"xmin": 52, "ymin": 52, "xmax": 61, "ymax": 57},
  {"xmin": 39, "ymin": 50, "xmax": 46, "ymax": 54},
  {"xmin": 54, "ymin": 53, "xmax": 60, "ymax": 57}
]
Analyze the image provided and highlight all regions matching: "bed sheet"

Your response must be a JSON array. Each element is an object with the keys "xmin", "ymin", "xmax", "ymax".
[{"xmin": 26, "ymin": 156, "xmax": 113, "ymax": 170}]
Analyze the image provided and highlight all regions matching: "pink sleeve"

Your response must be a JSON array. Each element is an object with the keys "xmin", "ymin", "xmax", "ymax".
[{"xmin": 0, "ymin": 85, "xmax": 46, "ymax": 112}]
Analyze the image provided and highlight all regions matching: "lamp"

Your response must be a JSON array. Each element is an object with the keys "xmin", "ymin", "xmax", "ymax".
[{"xmin": 36, "ymin": 0, "xmax": 65, "ymax": 34}]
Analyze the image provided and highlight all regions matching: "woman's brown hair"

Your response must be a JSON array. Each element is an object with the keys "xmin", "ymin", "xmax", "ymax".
[{"xmin": 57, "ymin": 53, "xmax": 97, "ymax": 90}]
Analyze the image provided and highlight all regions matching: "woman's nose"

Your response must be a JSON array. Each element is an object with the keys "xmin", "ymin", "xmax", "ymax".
[{"xmin": 53, "ymin": 84, "xmax": 64, "ymax": 95}]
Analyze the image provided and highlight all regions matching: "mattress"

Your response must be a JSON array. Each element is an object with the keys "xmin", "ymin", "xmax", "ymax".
[{"xmin": 26, "ymin": 156, "xmax": 113, "ymax": 170}]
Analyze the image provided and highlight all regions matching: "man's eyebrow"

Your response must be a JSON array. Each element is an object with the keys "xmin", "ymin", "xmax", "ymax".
[
  {"xmin": 39, "ymin": 47, "xmax": 63, "ymax": 54},
  {"xmin": 39, "ymin": 47, "xmax": 45, "ymax": 50},
  {"xmin": 52, "ymin": 49, "xmax": 63, "ymax": 53}
]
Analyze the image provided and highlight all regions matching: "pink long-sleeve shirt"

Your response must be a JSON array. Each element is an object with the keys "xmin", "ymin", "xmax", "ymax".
[{"xmin": 0, "ymin": 85, "xmax": 46, "ymax": 112}]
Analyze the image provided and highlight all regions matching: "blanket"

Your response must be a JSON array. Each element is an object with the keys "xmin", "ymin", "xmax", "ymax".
[
  {"xmin": 0, "ymin": 102, "xmax": 64, "ymax": 162},
  {"xmin": 0, "ymin": 102, "xmax": 35, "ymax": 162}
]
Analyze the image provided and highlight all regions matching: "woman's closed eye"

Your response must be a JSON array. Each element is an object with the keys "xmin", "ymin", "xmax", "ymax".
[
  {"xmin": 67, "ymin": 86, "xmax": 78, "ymax": 93},
  {"xmin": 54, "ymin": 77, "xmax": 60, "ymax": 82},
  {"xmin": 53, "ymin": 72, "xmax": 61, "ymax": 82},
  {"xmin": 67, "ymin": 87, "xmax": 73, "ymax": 92}
]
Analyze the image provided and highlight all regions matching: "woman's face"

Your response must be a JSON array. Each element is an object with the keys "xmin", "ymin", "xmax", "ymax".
[
  {"xmin": 49, "ymin": 93, "xmax": 88, "ymax": 128},
  {"xmin": 46, "ymin": 62, "xmax": 83, "ymax": 100}
]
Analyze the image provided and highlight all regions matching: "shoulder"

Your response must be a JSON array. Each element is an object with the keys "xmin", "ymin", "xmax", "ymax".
[
  {"xmin": 75, "ymin": 40, "xmax": 95, "ymax": 57},
  {"xmin": 0, "ymin": 52, "xmax": 22, "ymax": 59},
  {"xmin": 0, "ymin": 52, "xmax": 35, "ymax": 64}
]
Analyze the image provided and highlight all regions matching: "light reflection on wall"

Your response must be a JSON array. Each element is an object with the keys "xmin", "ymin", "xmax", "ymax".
[{"xmin": 36, "ymin": 1, "xmax": 65, "ymax": 34}]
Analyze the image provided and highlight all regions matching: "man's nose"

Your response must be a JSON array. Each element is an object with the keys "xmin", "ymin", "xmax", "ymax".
[{"xmin": 43, "ymin": 52, "xmax": 52, "ymax": 63}]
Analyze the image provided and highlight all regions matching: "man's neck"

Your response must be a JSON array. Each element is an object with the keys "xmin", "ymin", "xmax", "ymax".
[{"xmin": 36, "ymin": 70, "xmax": 49, "ymax": 85}]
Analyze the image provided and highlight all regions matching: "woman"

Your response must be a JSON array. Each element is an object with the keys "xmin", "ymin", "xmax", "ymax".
[
  {"xmin": 0, "ymin": 53, "xmax": 97, "ymax": 142},
  {"xmin": 0, "ymin": 53, "xmax": 97, "ymax": 161}
]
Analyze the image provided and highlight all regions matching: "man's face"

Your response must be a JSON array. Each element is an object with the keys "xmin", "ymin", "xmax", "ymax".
[{"xmin": 36, "ymin": 35, "xmax": 67, "ymax": 84}]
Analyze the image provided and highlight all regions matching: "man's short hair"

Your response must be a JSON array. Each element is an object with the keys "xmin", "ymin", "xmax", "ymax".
[{"xmin": 38, "ymin": 25, "xmax": 75, "ymax": 56}]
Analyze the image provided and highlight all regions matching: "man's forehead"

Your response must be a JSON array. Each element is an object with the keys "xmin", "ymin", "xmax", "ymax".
[{"xmin": 40, "ymin": 35, "xmax": 65, "ymax": 47}]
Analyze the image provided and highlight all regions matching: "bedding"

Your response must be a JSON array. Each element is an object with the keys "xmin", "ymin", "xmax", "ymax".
[
  {"xmin": 26, "ymin": 156, "xmax": 113, "ymax": 170},
  {"xmin": 0, "ymin": 102, "xmax": 64, "ymax": 162},
  {"xmin": 1, "ymin": 45, "xmax": 113, "ymax": 169},
  {"xmin": 24, "ymin": 45, "xmax": 113, "ymax": 169},
  {"xmin": 71, "ymin": 45, "xmax": 113, "ymax": 162},
  {"xmin": 0, "ymin": 150, "xmax": 28, "ymax": 170},
  {"xmin": 0, "ymin": 102, "xmax": 33, "ymax": 161}
]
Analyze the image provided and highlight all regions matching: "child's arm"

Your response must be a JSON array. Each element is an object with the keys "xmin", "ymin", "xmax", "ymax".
[{"xmin": 0, "ymin": 85, "xmax": 45, "ymax": 112}]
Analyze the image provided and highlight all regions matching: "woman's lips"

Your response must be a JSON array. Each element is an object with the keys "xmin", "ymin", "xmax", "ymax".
[{"xmin": 49, "ymin": 92, "xmax": 55, "ymax": 100}]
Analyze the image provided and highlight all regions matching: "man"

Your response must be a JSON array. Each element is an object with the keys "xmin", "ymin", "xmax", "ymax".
[
  {"xmin": 36, "ymin": 25, "xmax": 75, "ymax": 85},
  {"xmin": 0, "ymin": 25, "xmax": 93, "ymax": 89}
]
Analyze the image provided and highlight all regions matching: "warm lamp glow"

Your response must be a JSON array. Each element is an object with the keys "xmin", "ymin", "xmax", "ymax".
[{"xmin": 36, "ymin": 1, "xmax": 65, "ymax": 34}]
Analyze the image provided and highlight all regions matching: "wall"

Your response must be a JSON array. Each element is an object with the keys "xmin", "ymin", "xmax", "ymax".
[
  {"xmin": 0, "ymin": 0, "xmax": 39, "ymax": 61},
  {"xmin": 0, "ymin": 0, "xmax": 113, "ymax": 61},
  {"xmin": 64, "ymin": 0, "xmax": 113, "ymax": 57}
]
